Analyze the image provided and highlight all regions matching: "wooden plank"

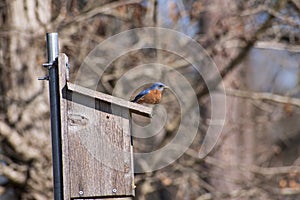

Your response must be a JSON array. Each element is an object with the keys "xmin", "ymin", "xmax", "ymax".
[
  {"xmin": 121, "ymin": 109, "xmax": 135, "ymax": 196},
  {"xmin": 67, "ymin": 90, "xmax": 134, "ymax": 198},
  {"xmin": 58, "ymin": 54, "xmax": 71, "ymax": 200},
  {"xmin": 59, "ymin": 53, "xmax": 136, "ymax": 199},
  {"xmin": 74, "ymin": 198, "xmax": 132, "ymax": 200},
  {"xmin": 67, "ymin": 82, "xmax": 152, "ymax": 117}
]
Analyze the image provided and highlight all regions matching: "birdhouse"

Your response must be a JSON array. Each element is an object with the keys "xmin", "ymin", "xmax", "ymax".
[{"xmin": 57, "ymin": 54, "xmax": 152, "ymax": 199}]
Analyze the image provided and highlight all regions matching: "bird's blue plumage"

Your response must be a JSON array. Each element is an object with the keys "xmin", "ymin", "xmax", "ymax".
[
  {"xmin": 131, "ymin": 82, "xmax": 168, "ymax": 103},
  {"xmin": 131, "ymin": 89, "xmax": 150, "ymax": 102}
]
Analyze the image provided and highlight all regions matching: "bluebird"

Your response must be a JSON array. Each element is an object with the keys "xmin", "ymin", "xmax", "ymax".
[{"xmin": 131, "ymin": 82, "xmax": 169, "ymax": 104}]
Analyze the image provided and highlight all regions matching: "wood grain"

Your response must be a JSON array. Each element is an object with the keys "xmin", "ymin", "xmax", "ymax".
[
  {"xmin": 67, "ymin": 82, "xmax": 152, "ymax": 117},
  {"xmin": 58, "ymin": 54, "xmax": 146, "ymax": 199},
  {"xmin": 58, "ymin": 54, "xmax": 71, "ymax": 200}
]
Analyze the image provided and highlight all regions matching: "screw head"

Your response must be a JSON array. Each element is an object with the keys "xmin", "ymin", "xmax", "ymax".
[
  {"xmin": 112, "ymin": 188, "xmax": 117, "ymax": 193},
  {"xmin": 79, "ymin": 190, "xmax": 84, "ymax": 196}
]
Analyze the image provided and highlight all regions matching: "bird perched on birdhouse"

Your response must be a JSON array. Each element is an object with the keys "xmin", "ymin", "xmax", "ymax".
[{"xmin": 131, "ymin": 82, "xmax": 169, "ymax": 104}]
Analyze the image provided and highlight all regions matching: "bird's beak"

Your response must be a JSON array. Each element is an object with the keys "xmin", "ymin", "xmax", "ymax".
[{"xmin": 164, "ymin": 86, "xmax": 170, "ymax": 89}]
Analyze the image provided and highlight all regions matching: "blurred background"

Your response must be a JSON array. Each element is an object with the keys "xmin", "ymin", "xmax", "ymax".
[{"xmin": 1, "ymin": 0, "xmax": 300, "ymax": 199}]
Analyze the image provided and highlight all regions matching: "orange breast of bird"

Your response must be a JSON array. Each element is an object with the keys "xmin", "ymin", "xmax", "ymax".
[{"xmin": 137, "ymin": 90, "xmax": 162, "ymax": 104}]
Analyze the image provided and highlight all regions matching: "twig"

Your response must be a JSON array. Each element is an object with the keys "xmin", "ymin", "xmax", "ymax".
[
  {"xmin": 225, "ymin": 88, "xmax": 300, "ymax": 107},
  {"xmin": 281, "ymin": 187, "xmax": 300, "ymax": 195},
  {"xmin": 242, "ymin": 3, "xmax": 300, "ymax": 28},
  {"xmin": 205, "ymin": 156, "xmax": 300, "ymax": 176},
  {"xmin": 62, "ymin": 0, "xmax": 141, "ymax": 27},
  {"xmin": 290, "ymin": 0, "xmax": 300, "ymax": 11},
  {"xmin": 255, "ymin": 41, "xmax": 300, "ymax": 52},
  {"xmin": 249, "ymin": 165, "xmax": 300, "ymax": 176},
  {"xmin": 198, "ymin": 0, "xmax": 282, "ymax": 97},
  {"xmin": 0, "ymin": 121, "xmax": 41, "ymax": 161},
  {"xmin": 265, "ymin": 7, "xmax": 300, "ymax": 28},
  {"xmin": 0, "ymin": 164, "xmax": 27, "ymax": 185}
]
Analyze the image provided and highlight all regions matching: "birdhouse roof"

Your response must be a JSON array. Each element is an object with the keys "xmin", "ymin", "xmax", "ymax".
[{"xmin": 67, "ymin": 82, "xmax": 152, "ymax": 117}]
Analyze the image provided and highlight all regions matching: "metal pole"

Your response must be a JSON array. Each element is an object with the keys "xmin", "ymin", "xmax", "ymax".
[{"xmin": 46, "ymin": 33, "xmax": 63, "ymax": 200}]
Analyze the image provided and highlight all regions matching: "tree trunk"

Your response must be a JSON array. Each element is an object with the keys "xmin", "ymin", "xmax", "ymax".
[{"xmin": 0, "ymin": 0, "xmax": 53, "ymax": 199}]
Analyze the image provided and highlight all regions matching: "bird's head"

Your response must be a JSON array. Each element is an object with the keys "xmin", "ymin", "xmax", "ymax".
[{"xmin": 150, "ymin": 82, "xmax": 169, "ymax": 91}]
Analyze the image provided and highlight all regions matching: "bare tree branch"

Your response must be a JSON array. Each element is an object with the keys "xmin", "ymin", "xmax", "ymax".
[
  {"xmin": 0, "ymin": 163, "xmax": 27, "ymax": 185},
  {"xmin": 225, "ymin": 88, "xmax": 300, "ymax": 107},
  {"xmin": 205, "ymin": 156, "xmax": 300, "ymax": 176},
  {"xmin": 197, "ymin": 0, "xmax": 282, "ymax": 97},
  {"xmin": 60, "ymin": 0, "xmax": 142, "ymax": 29},
  {"xmin": 290, "ymin": 0, "xmax": 300, "ymax": 11},
  {"xmin": 0, "ymin": 121, "xmax": 41, "ymax": 161}
]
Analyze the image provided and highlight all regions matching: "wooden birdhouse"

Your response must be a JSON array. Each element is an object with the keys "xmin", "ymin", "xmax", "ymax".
[{"xmin": 57, "ymin": 54, "xmax": 152, "ymax": 199}]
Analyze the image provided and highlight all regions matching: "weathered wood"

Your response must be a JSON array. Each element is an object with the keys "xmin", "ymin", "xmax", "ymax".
[
  {"xmin": 67, "ymin": 93, "xmax": 133, "ymax": 197},
  {"xmin": 58, "ymin": 54, "xmax": 148, "ymax": 199},
  {"xmin": 58, "ymin": 54, "xmax": 70, "ymax": 200},
  {"xmin": 67, "ymin": 82, "xmax": 152, "ymax": 117},
  {"xmin": 75, "ymin": 198, "xmax": 133, "ymax": 200}
]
